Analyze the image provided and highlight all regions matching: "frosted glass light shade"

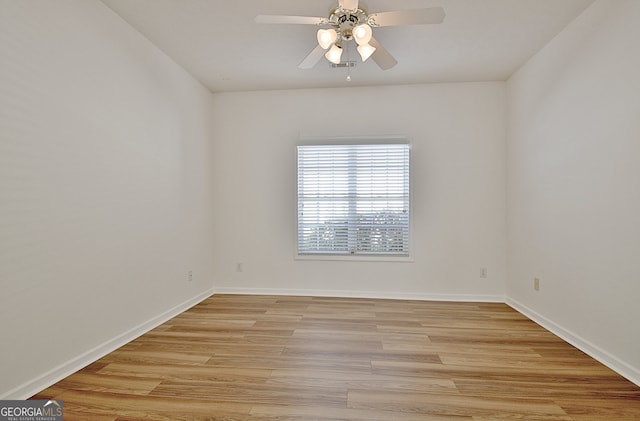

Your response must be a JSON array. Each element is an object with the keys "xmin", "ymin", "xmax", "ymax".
[
  {"xmin": 325, "ymin": 43, "xmax": 343, "ymax": 64},
  {"xmin": 357, "ymin": 43, "xmax": 376, "ymax": 61},
  {"xmin": 353, "ymin": 24, "xmax": 372, "ymax": 45},
  {"xmin": 317, "ymin": 29, "xmax": 338, "ymax": 50}
]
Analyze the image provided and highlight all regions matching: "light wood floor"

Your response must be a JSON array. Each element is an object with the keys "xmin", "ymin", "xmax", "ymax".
[{"xmin": 33, "ymin": 295, "xmax": 640, "ymax": 420}]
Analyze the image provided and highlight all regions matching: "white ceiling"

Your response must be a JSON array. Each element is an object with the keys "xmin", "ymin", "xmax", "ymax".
[{"xmin": 100, "ymin": 0, "xmax": 594, "ymax": 93}]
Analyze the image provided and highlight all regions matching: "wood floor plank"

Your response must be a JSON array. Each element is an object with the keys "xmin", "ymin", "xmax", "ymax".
[
  {"xmin": 267, "ymin": 368, "xmax": 458, "ymax": 392},
  {"xmin": 31, "ymin": 294, "xmax": 640, "ymax": 420},
  {"xmin": 250, "ymin": 404, "xmax": 473, "ymax": 420},
  {"xmin": 150, "ymin": 379, "xmax": 347, "ymax": 408},
  {"xmin": 554, "ymin": 398, "xmax": 640, "ymax": 421},
  {"xmin": 57, "ymin": 389, "xmax": 252, "ymax": 420},
  {"xmin": 347, "ymin": 389, "xmax": 569, "ymax": 418},
  {"xmin": 98, "ymin": 362, "xmax": 272, "ymax": 383},
  {"xmin": 205, "ymin": 353, "xmax": 374, "ymax": 373},
  {"xmin": 454, "ymin": 377, "xmax": 640, "ymax": 400},
  {"xmin": 43, "ymin": 372, "xmax": 162, "ymax": 396}
]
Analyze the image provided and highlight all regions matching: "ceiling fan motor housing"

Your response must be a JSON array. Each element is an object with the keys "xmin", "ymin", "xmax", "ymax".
[{"xmin": 329, "ymin": 7, "xmax": 368, "ymax": 40}]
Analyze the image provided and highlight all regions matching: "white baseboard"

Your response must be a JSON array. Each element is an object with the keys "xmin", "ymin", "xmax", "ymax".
[
  {"xmin": 214, "ymin": 287, "xmax": 504, "ymax": 303},
  {"xmin": 506, "ymin": 297, "xmax": 640, "ymax": 387},
  {"xmin": 2, "ymin": 288, "xmax": 215, "ymax": 400}
]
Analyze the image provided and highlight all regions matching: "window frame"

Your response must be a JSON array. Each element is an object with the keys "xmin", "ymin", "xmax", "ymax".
[{"xmin": 295, "ymin": 136, "xmax": 413, "ymax": 262}]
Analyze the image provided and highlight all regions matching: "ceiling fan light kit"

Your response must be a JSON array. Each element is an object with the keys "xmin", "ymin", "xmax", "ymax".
[{"xmin": 255, "ymin": 0, "xmax": 445, "ymax": 73}]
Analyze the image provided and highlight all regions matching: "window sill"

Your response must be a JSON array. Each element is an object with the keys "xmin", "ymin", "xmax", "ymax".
[{"xmin": 295, "ymin": 254, "xmax": 414, "ymax": 263}]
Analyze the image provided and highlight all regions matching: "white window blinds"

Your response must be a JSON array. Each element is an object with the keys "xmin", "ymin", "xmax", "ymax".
[{"xmin": 297, "ymin": 143, "xmax": 410, "ymax": 256}]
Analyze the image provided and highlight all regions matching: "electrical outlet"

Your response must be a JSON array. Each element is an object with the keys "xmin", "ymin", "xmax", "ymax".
[
  {"xmin": 236, "ymin": 262, "xmax": 243, "ymax": 273},
  {"xmin": 480, "ymin": 267, "xmax": 488, "ymax": 278},
  {"xmin": 534, "ymin": 277, "xmax": 540, "ymax": 291},
  {"xmin": 188, "ymin": 270, "xmax": 193, "ymax": 282}
]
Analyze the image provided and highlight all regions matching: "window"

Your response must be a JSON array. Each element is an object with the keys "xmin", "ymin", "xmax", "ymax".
[{"xmin": 297, "ymin": 142, "xmax": 410, "ymax": 257}]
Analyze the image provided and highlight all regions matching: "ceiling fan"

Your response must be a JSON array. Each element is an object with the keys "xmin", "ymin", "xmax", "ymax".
[{"xmin": 255, "ymin": 0, "xmax": 445, "ymax": 71}]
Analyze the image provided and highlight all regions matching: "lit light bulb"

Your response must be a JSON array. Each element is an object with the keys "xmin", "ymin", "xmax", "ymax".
[
  {"xmin": 357, "ymin": 43, "xmax": 376, "ymax": 61},
  {"xmin": 353, "ymin": 24, "xmax": 373, "ymax": 46},
  {"xmin": 317, "ymin": 29, "xmax": 338, "ymax": 50},
  {"xmin": 325, "ymin": 43, "xmax": 343, "ymax": 64}
]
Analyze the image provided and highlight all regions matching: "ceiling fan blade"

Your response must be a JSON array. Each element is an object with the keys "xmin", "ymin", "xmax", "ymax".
[
  {"xmin": 368, "ymin": 7, "xmax": 445, "ymax": 27},
  {"xmin": 369, "ymin": 37, "xmax": 397, "ymax": 70},
  {"xmin": 339, "ymin": 0, "xmax": 359, "ymax": 11},
  {"xmin": 298, "ymin": 45, "xmax": 326, "ymax": 69},
  {"xmin": 255, "ymin": 15, "xmax": 325, "ymax": 25}
]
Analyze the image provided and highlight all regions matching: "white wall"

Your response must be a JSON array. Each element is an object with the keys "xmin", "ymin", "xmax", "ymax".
[
  {"xmin": 0, "ymin": 0, "xmax": 216, "ymax": 398},
  {"xmin": 506, "ymin": 0, "xmax": 640, "ymax": 384},
  {"xmin": 211, "ymin": 83, "xmax": 506, "ymax": 300}
]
